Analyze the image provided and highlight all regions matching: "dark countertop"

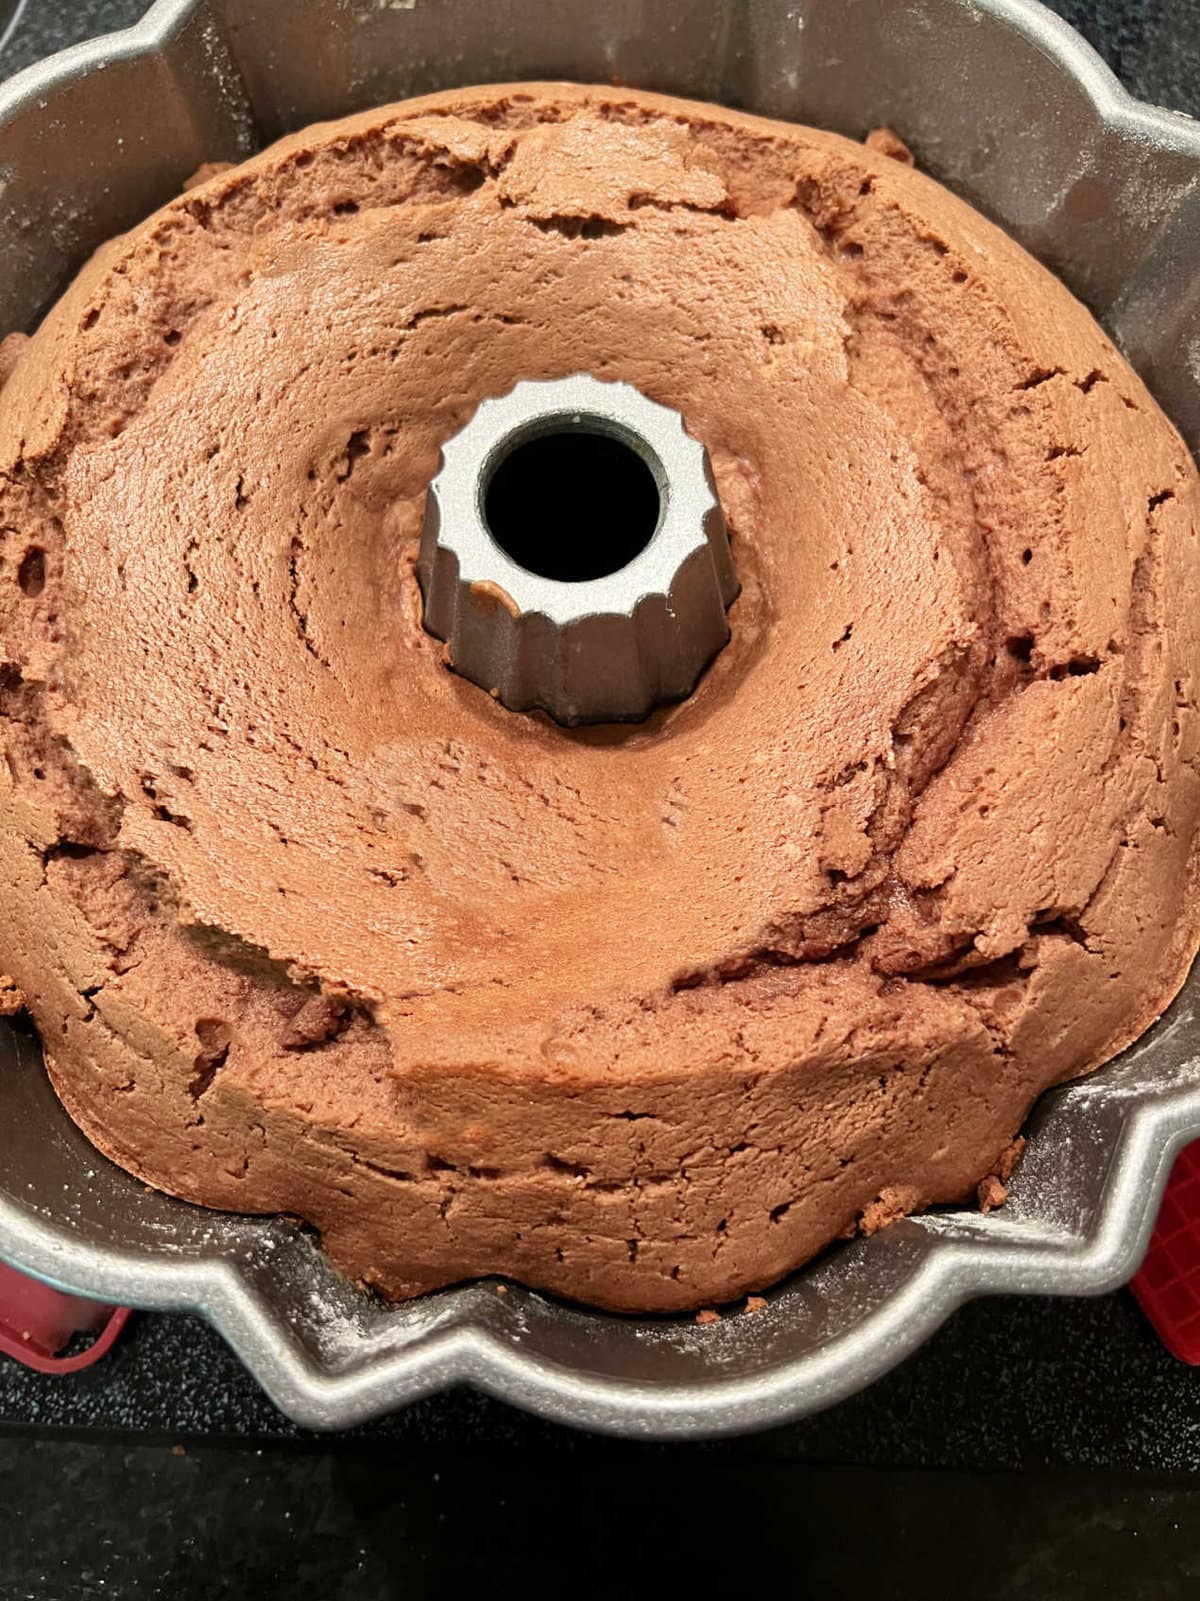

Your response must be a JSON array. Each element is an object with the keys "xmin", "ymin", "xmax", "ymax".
[{"xmin": 3, "ymin": 1, "xmax": 1200, "ymax": 1594}]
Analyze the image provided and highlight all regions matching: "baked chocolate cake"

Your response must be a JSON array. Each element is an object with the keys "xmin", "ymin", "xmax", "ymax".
[{"xmin": 1, "ymin": 85, "xmax": 1197, "ymax": 1311}]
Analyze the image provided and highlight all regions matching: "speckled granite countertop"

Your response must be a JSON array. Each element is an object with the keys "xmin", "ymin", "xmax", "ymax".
[{"xmin": 2, "ymin": 3, "xmax": 1200, "ymax": 1595}]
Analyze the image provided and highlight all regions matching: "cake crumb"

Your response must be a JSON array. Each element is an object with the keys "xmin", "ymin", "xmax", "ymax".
[
  {"xmin": 468, "ymin": 579, "xmax": 520, "ymax": 619},
  {"xmin": 183, "ymin": 161, "xmax": 235, "ymax": 192},
  {"xmin": 495, "ymin": 1282, "xmax": 508, "ymax": 1295},
  {"xmin": 283, "ymin": 994, "xmax": 349, "ymax": 1049},
  {"xmin": 859, "ymin": 1185, "xmax": 923, "ymax": 1236},
  {"xmin": 171, "ymin": 1443, "xmax": 187, "ymax": 1457},
  {"xmin": 864, "ymin": 126, "xmax": 915, "ymax": 165},
  {"xmin": 995, "ymin": 1135, "xmax": 1027, "ymax": 1184},
  {"xmin": 977, "ymin": 1136, "xmax": 1027, "ymax": 1214},
  {"xmin": 695, "ymin": 1308, "xmax": 721, "ymax": 1326},
  {"xmin": 977, "ymin": 1173, "xmax": 1008, "ymax": 1213},
  {"xmin": 744, "ymin": 1296, "xmax": 767, "ymax": 1314},
  {"xmin": 0, "ymin": 976, "xmax": 25, "ymax": 1016}
]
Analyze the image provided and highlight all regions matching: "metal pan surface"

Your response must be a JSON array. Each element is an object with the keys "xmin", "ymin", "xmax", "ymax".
[{"xmin": 1, "ymin": 0, "xmax": 1198, "ymax": 1435}]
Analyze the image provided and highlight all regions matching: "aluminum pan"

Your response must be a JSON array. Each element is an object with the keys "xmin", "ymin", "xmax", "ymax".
[{"xmin": 1, "ymin": 0, "xmax": 1199, "ymax": 1437}]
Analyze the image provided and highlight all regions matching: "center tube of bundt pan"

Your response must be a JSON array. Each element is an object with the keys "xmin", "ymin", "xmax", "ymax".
[{"xmin": 417, "ymin": 375, "xmax": 739, "ymax": 726}]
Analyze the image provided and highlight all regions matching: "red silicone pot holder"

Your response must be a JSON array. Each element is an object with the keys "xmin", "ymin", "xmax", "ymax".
[
  {"xmin": 0, "ymin": 1260, "xmax": 129, "ymax": 1374},
  {"xmin": 1132, "ymin": 1141, "xmax": 1200, "ymax": 1363}
]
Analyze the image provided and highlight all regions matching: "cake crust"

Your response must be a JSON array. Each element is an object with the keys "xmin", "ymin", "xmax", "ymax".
[{"xmin": 1, "ymin": 83, "xmax": 1197, "ymax": 1311}]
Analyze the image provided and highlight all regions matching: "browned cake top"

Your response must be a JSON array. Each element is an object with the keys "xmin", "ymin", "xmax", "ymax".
[{"xmin": 1, "ymin": 84, "xmax": 1197, "ymax": 1311}]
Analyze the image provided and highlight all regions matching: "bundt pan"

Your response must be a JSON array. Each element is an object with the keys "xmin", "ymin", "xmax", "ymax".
[{"xmin": 2, "ymin": 0, "xmax": 1200, "ymax": 1437}]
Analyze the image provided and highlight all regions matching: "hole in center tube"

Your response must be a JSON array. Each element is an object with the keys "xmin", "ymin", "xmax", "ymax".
[{"xmin": 483, "ymin": 425, "xmax": 661, "ymax": 583}]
